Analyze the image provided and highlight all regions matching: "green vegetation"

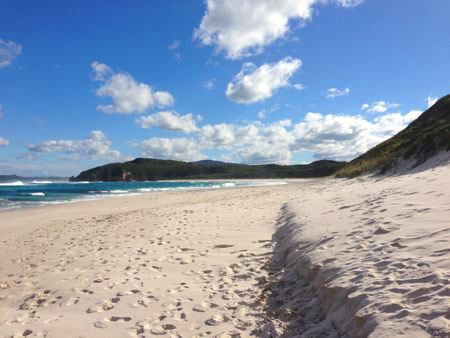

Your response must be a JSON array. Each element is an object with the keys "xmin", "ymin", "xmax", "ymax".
[
  {"xmin": 70, "ymin": 158, "xmax": 346, "ymax": 182},
  {"xmin": 0, "ymin": 175, "xmax": 68, "ymax": 182},
  {"xmin": 336, "ymin": 94, "xmax": 450, "ymax": 177}
]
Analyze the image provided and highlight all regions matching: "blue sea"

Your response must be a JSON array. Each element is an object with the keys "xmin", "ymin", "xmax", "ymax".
[{"xmin": 0, "ymin": 180, "xmax": 286, "ymax": 210}]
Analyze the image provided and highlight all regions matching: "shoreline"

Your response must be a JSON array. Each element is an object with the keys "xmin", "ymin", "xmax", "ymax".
[
  {"xmin": 0, "ymin": 179, "xmax": 298, "ymax": 213},
  {"xmin": 0, "ymin": 167, "xmax": 449, "ymax": 337}
]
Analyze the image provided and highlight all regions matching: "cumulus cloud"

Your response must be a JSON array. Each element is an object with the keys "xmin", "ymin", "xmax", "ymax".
[
  {"xmin": 92, "ymin": 61, "xmax": 174, "ymax": 114},
  {"xmin": 139, "ymin": 137, "xmax": 205, "ymax": 162},
  {"xmin": 137, "ymin": 111, "xmax": 200, "ymax": 133},
  {"xmin": 372, "ymin": 110, "xmax": 422, "ymax": 137},
  {"xmin": 28, "ymin": 130, "xmax": 121, "ymax": 160},
  {"xmin": 292, "ymin": 110, "xmax": 421, "ymax": 160},
  {"xmin": 361, "ymin": 101, "xmax": 400, "ymax": 113},
  {"xmin": 0, "ymin": 39, "xmax": 22, "ymax": 68},
  {"xmin": 134, "ymin": 108, "xmax": 419, "ymax": 164},
  {"xmin": 130, "ymin": 100, "xmax": 420, "ymax": 164},
  {"xmin": 91, "ymin": 61, "xmax": 112, "ymax": 81},
  {"xmin": 194, "ymin": 0, "xmax": 365, "ymax": 59},
  {"xmin": 197, "ymin": 120, "xmax": 293, "ymax": 164},
  {"xmin": 237, "ymin": 120, "xmax": 294, "ymax": 164},
  {"xmin": 134, "ymin": 120, "xmax": 294, "ymax": 164},
  {"xmin": 326, "ymin": 87, "xmax": 350, "ymax": 98},
  {"xmin": 0, "ymin": 137, "xmax": 9, "ymax": 146},
  {"xmin": 198, "ymin": 123, "xmax": 237, "ymax": 148},
  {"xmin": 292, "ymin": 83, "xmax": 305, "ymax": 91},
  {"xmin": 426, "ymin": 96, "xmax": 438, "ymax": 108},
  {"xmin": 226, "ymin": 57, "xmax": 301, "ymax": 104},
  {"xmin": 238, "ymin": 141, "xmax": 292, "ymax": 164}
]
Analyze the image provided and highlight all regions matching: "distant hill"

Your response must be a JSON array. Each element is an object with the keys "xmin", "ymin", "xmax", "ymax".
[
  {"xmin": 336, "ymin": 94, "xmax": 450, "ymax": 177},
  {"xmin": 0, "ymin": 175, "xmax": 23, "ymax": 182},
  {"xmin": 70, "ymin": 158, "xmax": 346, "ymax": 182},
  {"xmin": 193, "ymin": 160, "xmax": 240, "ymax": 166},
  {"xmin": 0, "ymin": 175, "xmax": 68, "ymax": 182}
]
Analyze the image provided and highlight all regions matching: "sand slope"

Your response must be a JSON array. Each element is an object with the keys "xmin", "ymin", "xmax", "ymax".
[{"xmin": 263, "ymin": 161, "xmax": 450, "ymax": 337}]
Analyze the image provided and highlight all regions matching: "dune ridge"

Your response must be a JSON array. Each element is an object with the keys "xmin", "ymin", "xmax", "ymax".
[{"xmin": 261, "ymin": 157, "xmax": 450, "ymax": 337}]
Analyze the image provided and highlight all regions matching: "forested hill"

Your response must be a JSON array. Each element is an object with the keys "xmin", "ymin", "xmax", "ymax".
[
  {"xmin": 336, "ymin": 94, "xmax": 450, "ymax": 177},
  {"xmin": 70, "ymin": 158, "xmax": 346, "ymax": 181}
]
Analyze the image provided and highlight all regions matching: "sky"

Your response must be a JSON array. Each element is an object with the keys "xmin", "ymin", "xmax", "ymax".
[{"xmin": 0, "ymin": 0, "xmax": 449, "ymax": 176}]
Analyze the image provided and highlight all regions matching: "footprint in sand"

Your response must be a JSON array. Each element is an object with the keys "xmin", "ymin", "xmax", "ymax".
[
  {"xmin": 205, "ymin": 314, "xmax": 229, "ymax": 326},
  {"xmin": 94, "ymin": 320, "xmax": 108, "ymax": 329},
  {"xmin": 215, "ymin": 330, "xmax": 241, "ymax": 338},
  {"xmin": 172, "ymin": 312, "xmax": 187, "ymax": 321},
  {"xmin": 19, "ymin": 290, "xmax": 52, "ymax": 310},
  {"xmin": 108, "ymin": 316, "xmax": 132, "ymax": 323},
  {"xmin": 149, "ymin": 323, "xmax": 177, "ymax": 335},
  {"xmin": 86, "ymin": 297, "xmax": 120, "ymax": 313},
  {"xmin": 64, "ymin": 296, "xmax": 79, "ymax": 306},
  {"xmin": 213, "ymin": 244, "xmax": 234, "ymax": 249},
  {"xmin": 193, "ymin": 301, "xmax": 219, "ymax": 312}
]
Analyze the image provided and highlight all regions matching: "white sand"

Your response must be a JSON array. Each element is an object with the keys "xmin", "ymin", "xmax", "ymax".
[
  {"xmin": 0, "ymin": 184, "xmax": 298, "ymax": 338},
  {"xmin": 0, "ymin": 158, "xmax": 449, "ymax": 337},
  {"xmin": 266, "ymin": 157, "xmax": 450, "ymax": 337}
]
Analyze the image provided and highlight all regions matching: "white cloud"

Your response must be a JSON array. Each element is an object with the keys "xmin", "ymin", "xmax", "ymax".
[
  {"xmin": 238, "ymin": 120, "xmax": 294, "ymax": 164},
  {"xmin": 292, "ymin": 83, "xmax": 305, "ymax": 91},
  {"xmin": 203, "ymin": 79, "xmax": 215, "ymax": 90},
  {"xmin": 0, "ymin": 137, "xmax": 9, "ymax": 146},
  {"xmin": 139, "ymin": 137, "xmax": 205, "ymax": 162},
  {"xmin": 92, "ymin": 61, "xmax": 174, "ymax": 114},
  {"xmin": 132, "ymin": 105, "xmax": 419, "ymax": 164},
  {"xmin": 372, "ymin": 110, "xmax": 422, "ymax": 137},
  {"xmin": 426, "ymin": 96, "xmax": 438, "ymax": 108},
  {"xmin": 0, "ymin": 39, "xmax": 22, "ymax": 68},
  {"xmin": 137, "ymin": 111, "xmax": 200, "ymax": 133},
  {"xmin": 194, "ymin": 0, "xmax": 365, "ymax": 59},
  {"xmin": 168, "ymin": 40, "xmax": 180, "ymax": 50},
  {"xmin": 326, "ymin": 87, "xmax": 350, "ymax": 98},
  {"xmin": 91, "ymin": 61, "xmax": 112, "ymax": 81},
  {"xmin": 258, "ymin": 110, "xmax": 266, "ymax": 119},
  {"xmin": 199, "ymin": 123, "xmax": 237, "ymax": 148},
  {"xmin": 168, "ymin": 41, "xmax": 182, "ymax": 60},
  {"xmin": 198, "ymin": 120, "xmax": 294, "ymax": 164},
  {"xmin": 337, "ymin": 0, "xmax": 365, "ymax": 7},
  {"xmin": 291, "ymin": 110, "xmax": 421, "ymax": 160},
  {"xmin": 238, "ymin": 141, "xmax": 292, "ymax": 164},
  {"xmin": 226, "ymin": 57, "xmax": 301, "ymax": 104},
  {"xmin": 28, "ymin": 130, "xmax": 121, "ymax": 160},
  {"xmin": 361, "ymin": 101, "xmax": 400, "ymax": 113}
]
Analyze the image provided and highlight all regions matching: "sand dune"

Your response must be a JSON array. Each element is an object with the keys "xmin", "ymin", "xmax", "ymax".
[
  {"xmin": 263, "ymin": 161, "xmax": 450, "ymax": 337},
  {"xmin": 0, "ymin": 160, "xmax": 449, "ymax": 337}
]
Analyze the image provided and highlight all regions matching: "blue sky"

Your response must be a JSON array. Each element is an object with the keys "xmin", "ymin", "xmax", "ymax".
[{"xmin": 0, "ymin": 0, "xmax": 449, "ymax": 176}]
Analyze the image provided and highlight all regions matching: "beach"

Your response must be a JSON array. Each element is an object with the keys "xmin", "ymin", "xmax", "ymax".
[{"xmin": 0, "ymin": 163, "xmax": 449, "ymax": 337}]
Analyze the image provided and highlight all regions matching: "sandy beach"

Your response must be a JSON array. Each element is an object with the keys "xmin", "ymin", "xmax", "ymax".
[
  {"xmin": 0, "ymin": 182, "xmax": 298, "ymax": 338},
  {"xmin": 0, "ymin": 162, "xmax": 449, "ymax": 337},
  {"xmin": 2, "ymin": 0, "xmax": 448, "ymax": 337}
]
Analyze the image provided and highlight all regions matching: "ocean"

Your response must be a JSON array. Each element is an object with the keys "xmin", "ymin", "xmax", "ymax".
[{"xmin": 0, "ymin": 180, "xmax": 286, "ymax": 210}]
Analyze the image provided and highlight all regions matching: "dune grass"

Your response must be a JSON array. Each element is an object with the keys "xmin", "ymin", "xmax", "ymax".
[{"xmin": 336, "ymin": 94, "xmax": 450, "ymax": 177}]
